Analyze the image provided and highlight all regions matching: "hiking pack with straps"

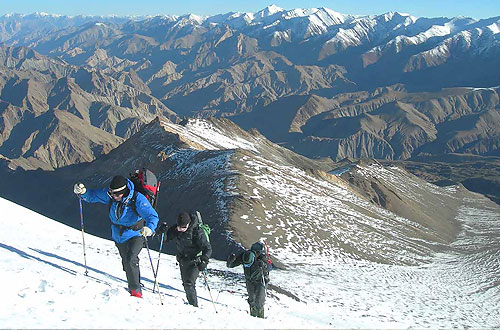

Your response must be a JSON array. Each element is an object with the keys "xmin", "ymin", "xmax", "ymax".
[
  {"xmin": 109, "ymin": 168, "xmax": 161, "ymax": 235},
  {"xmin": 190, "ymin": 211, "xmax": 211, "ymax": 252},
  {"xmin": 251, "ymin": 241, "xmax": 272, "ymax": 268},
  {"xmin": 244, "ymin": 244, "xmax": 271, "ymax": 283},
  {"xmin": 129, "ymin": 168, "xmax": 160, "ymax": 208}
]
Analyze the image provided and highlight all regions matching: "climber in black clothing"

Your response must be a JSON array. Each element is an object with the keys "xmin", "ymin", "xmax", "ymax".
[
  {"xmin": 156, "ymin": 212, "xmax": 211, "ymax": 307},
  {"xmin": 227, "ymin": 242, "xmax": 271, "ymax": 318}
]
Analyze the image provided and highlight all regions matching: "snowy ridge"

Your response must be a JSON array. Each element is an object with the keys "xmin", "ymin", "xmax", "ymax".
[
  {"xmin": 364, "ymin": 16, "xmax": 500, "ymax": 67},
  {"xmin": 2, "ymin": 7, "xmax": 498, "ymax": 67},
  {"xmin": 154, "ymin": 114, "xmax": 499, "ymax": 327},
  {"xmin": 160, "ymin": 118, "xmax": 258, "ymax": 152}
]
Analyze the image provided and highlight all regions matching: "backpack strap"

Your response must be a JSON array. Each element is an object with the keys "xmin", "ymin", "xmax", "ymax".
[
  {"xmin": 128, "ymin": 191, "xmax": 139, "ymax": 216},
  {"xmin": 108, "ymin": 191, "xmax": 139, "ymax": 216},
  {"xmin": 108, "ymin": 191, "xmax": 144, "ymax": 235},
  {"xmin": 113, "ymin": 219, "xmax": 145, "ymax": 236}
]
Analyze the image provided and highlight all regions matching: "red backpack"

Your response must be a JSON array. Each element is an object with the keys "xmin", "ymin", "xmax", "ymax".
[{"xmin": 129, "ymin": 168, "xmax": 160, "ymax": 208}]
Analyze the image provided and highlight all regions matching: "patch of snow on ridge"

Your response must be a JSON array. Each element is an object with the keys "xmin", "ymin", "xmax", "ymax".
[
  {"xmin": 257, "ymin": 5, "xmax": 285, "ymax": 17},
  {"xmin": 487, "ymin": 22, "xmax": 500, "ymax": 34},
  {"xmin": 237, "ymin": 155, "xmax": 437, "ymax": 266},
  {"xmin": 408, "ymin": 23, "xmax": 452, "ymax": 43},
  {"xmin": 468, "ymin": 85, "xmax": 500, "ymax": 91},
  {"xmin": 161, "ymin": 119, "xmax": 258, "ymax": 152}
]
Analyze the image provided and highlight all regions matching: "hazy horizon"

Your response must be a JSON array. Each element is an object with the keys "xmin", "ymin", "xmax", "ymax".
[{"xmin": 1, "ymin": 0, "xmax": 499, "ymax": 19}]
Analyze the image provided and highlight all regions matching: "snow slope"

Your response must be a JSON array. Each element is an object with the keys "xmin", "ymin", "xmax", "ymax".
[
  {"xmin": 1, "ymin": 185, "xmax": 499, "ymax": 328},
  {"xmin": 0, "ymin": 197, "xmax": 327, "ymax": 329}
]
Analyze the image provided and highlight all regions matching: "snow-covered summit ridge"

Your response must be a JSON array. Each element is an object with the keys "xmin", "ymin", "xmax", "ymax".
[
  {"xmin": 160, "ymin": 118, "xmax": 259, "ymax": 152},
  {"xmin": 256, "ymin": 4, "xmax": 285, "ymax": 18}
]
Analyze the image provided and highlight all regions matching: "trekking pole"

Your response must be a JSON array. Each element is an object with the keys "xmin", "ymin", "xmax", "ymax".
[
  {"xmin": 144, "ymin": 237, "xmax": 163, "ymax": 305},
  {"xmin": 202, "ymin": 270, "xmax": 217, "ymax": 313},
  {"xmin": 215, "ymin": 269, "xmax": 231, "ymax": 302},
  {"xmin": 78, "ymin": 197, "xmax": 89, "ymax": 276},
  {"xmin": 152, "ymin": 232, "xmax": 165, "ymax": 293}
]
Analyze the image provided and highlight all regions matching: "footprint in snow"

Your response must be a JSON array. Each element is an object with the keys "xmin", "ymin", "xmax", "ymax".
[
  {"xmin": 38, "ymin": 280, "xmax": 47, "ymax": 292},
  {"xmin": 102, "ymin": 287, "xmax": 121, "ymax": 298}
]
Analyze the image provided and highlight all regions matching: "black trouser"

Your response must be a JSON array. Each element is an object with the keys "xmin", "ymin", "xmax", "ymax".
[
  {"xmin": 179, "ymin": 259, "xmax": 200, "ymax": 307},
  {"xmin": 246, "ymin": 280, "xmax": 267, "ymax": 318},
  {"xmin": 115, "ymin": 236, "xmax": 143, "ymax": 292}
]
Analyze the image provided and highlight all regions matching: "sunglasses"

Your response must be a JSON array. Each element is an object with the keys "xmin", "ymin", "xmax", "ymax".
[{"xmin": 108, "ymin": 190, "xmax": 125, "ymax": 197}]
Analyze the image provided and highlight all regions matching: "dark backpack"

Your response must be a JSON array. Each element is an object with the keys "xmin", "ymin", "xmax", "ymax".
[
  {"xmin": 190, "ymin": 211, "xmax": 211, "ymax": 255},
  {"xmin": 251, "ymin": 241, "xmax": 272, "ymax": 268},
  {"xmin": 245, "ymin": 253, "xmax": 270, "ymax": 283}
]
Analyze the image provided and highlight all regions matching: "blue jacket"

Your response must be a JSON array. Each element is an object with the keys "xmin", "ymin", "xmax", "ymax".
[{"xmin": 80, "ymin": 178, "xmax": 159, "ymax": 243}]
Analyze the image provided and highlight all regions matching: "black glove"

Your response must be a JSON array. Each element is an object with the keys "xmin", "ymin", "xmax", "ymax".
[
  {"xmin": 196, "ymin": 257, "xmax": 208, "ymax": 271},
  {"xmin": 155, "ymin": 222, "xmax": 168, "ymax": 235}
]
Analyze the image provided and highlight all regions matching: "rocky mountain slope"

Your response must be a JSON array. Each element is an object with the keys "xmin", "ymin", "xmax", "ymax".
[
  {"xmin": 0, "ymin": 44, "xmax": 178, "ymax": 169},
  {"xmin": 1, "ymin": 117, "xmax": 496, "ymax": 268},
  {"xmin": 384, "ymin": 153, "xmax": 500, "ymax": 204},
  {"xmin": 256, "ymin": 85, "xmax": 500, "ymax": 160}
]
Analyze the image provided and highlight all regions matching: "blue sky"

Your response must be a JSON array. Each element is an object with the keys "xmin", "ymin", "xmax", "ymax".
[{"xmin": 1, "ymin": 0, "xmax": 499, "ymax": 19}]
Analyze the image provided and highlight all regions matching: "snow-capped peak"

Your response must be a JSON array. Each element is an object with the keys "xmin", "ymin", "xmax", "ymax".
[
  {"xmin": 31, "ymin": 12, "xmax": 61, "ymax": 18},
  {"xmin": 256, "ymin": 4, "xmax": 285, "ymax": 18},
  {"xmin": 321, "ymin": 7, "xmax": 347, "ymax": 21},
  {"xmin": 160, "ymin": 118, "xmax": 259, "ymax": 152},
  {"xmin": 179, "ymin": 13, "xmax": 206, "ymax": 25},
  {"xmin": 487, "ymin": 22, "xmax": 500, "ymax": 34}
]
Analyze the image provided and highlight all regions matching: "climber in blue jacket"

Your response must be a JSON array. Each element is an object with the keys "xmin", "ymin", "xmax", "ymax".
[{"xmin": 74, "ymin": 175, "xmax": 159, "ymax": 298}]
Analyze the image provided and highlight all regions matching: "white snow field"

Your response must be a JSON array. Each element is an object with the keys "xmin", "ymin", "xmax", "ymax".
[{"xmin": 1, "ymin": 193, "xmax": 499, "ymax": 328}]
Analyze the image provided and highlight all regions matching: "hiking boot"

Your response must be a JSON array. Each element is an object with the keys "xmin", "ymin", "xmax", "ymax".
[
  {"xmin": 130, "ymin": 289, "xmax": 142, "ymax": 298},
  {"xmin": 257, "ymin": 307, "xmax": 265, "ymax": 318}
]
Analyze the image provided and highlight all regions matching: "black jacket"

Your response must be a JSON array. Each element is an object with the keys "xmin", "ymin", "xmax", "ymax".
[{"xmin": 166, "ymin": 215, "xmax": 212, "ymax": 263}]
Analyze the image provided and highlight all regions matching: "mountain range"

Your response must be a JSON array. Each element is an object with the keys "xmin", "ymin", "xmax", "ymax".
[
  {"xmin": 0, "ymin": 7, "xmax": 498, "ymax": 164},
  {"xmin": 0, "ymin": 6, "xmax": 498, "ymax": 204}
]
